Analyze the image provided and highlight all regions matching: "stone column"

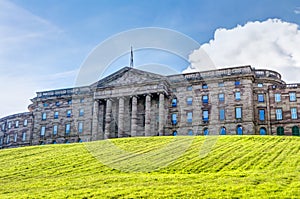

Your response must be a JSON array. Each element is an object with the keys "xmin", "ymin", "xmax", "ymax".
[
  {"xmin": 158, "ymin": 93, "xmax": 165, "ymax": 136},
  {"xmin": 145, "ymin": 94, "xmax": 151, "ymax": 136},
  {"xmin": 104, "ymin": 99, "xmax": 112, "ymax": 139},
  {"xmin": 131, "ymin": 96, "xmax": 137, "ymax": 137},
  {"xmin": 118, "ymin": 97, "xmax": 125, "ymax": 138},
  {"xmin": 91, "ymin": 100, "xmax": 99, "ymax": 141}
]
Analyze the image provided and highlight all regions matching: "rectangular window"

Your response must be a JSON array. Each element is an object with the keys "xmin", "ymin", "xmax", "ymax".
[
  {"xmin": 78, "ymin": 122, "xmax": 83, "ymax": 133},
  {"xmin": 203, "ymin": 110, "xmax": 209, "ymax": 122},
  {"xmin": 79, "ymin": 109, "xmax": 84, "ymax": 116},
  {"xmin": 258, "ymin": 94, "xmax": 264, "ymax": 102},
  {"xmin": 65, "ymin": 124, "xmax": 71, "ymax": 134},
  {"xmin": 187, "ymin": 97, "xmax": 193, "ymax": 105},
  {"xmin": 66, "ymin": 110, "xmax": 72, "ymax": 117},
  {"xmin": 43, "ymin": 102, "xmax": 48, "ymax": 107},
  {"xmin": 8, "ymin": 122, "xmax": 11, "ymax": 129},
  {"xmin": 202, "ymin": 84, "xmax": 208, "ymax": 89},
  {"xmin": 291, "ymin": 108, "xmax": 297, "ymax": 119},
  {"xmin": 54, "ymin": 111, "xmax": 59, "ymax": 119},
  {"xmin": 55, "ymin": 101, "xmax": 60, "ymax": 106},
  {"xmin": 258, "ymin": 83, "xmax": 263, "ymax": 87},
  {"xmin": 290, "ymin": 92, "xmax": 296, "ymax": 102},
  {"xmin": 53, "ymin": 125, "xmax": 58, "ymax": 135},
  {"xmin": 235, "ymin": 92, "xmax": 241, "ymax": 100},
  {"xmin": 202, "ymin": 95, "xmax": 208, "ymax": 104},
  {"xmin": 259, "ymin": 109, "xmax": 265, "ymax": 121},
  {"xmin": 235, "ymin": 81, "xmax": 240, "ymax": 86},
  {"xmin": 235, "ymin": 107, "xmax": 242, "ymax": 119},
  {"xmin": 15, "ymin": 121, "xmax": 19, "ymax": 128},
  {"xmin": 276, "ymin": 109, "xmax": 282, "ymax": 120},
  {"xmin": 80, "ymin": 98, "xmax": 85, "ymax": 103},
  {"xmin": 14, "ymin": 133, "xmax": 18, "ymax": 142},
  {"xmin": 1, "ymin": 123, "xmax": 5, "ymax": 131},
  {"xmin": 68, "ymin": 99, "xmax": 72, "ymax": 105},
  {"xmin": 187, "ymin": 112, "xmax": 193, "ymax": 123},
  {"xmin": 171, "ymin": 113, "xmax": 177, "ymax": 125},
  {"xmin": 22, "ymin": 132, "xmax": 26, "ymax": 141},
  {"xmin": 218, "ymin": 82, "xmax": 224, "ymax": 87},
  {"xmin": 6, "ymin": 135, "xmax": 10, "ymax": 144},
  {"xmin": 0, "ymin": 137, "xmax": 3, "ymax": 145},
  {"xmin": 40, "ymin": 126, "xmax": 46, "ymax": 136},
  {"xmin": 42, "ymin": 112, "xmax": 47, "ymax": 120},
  {"xmin": 219, "ymin": 109, "xmax": 225, "ymax": 121},
  {"xmin": 187, "ymin": 86, "xmax": 192, "ymax": 91},
  {"xmin": 275, "ymin": 93, "xmax": 281, "ymax": 102},
  {"xmin": 23, "ymin": 119, "xmax": 28, "ymax": 127},
  {"xmin": 219, "ymin": 93, "xmax": 225, "ymax": 102}
]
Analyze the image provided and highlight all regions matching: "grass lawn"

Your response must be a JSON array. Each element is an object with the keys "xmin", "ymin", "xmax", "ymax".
[{"xmin": 0, "ymin": 136, "xmax": 299, "ymax": 198}]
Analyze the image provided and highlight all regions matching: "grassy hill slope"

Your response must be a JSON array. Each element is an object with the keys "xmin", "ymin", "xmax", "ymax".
[{"xmin": 0, "ymin": 136, "xmax": 299, "ymax": 198}]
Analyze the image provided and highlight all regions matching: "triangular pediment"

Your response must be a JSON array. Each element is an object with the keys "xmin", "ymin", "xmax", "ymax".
[{"xmin": 92, "ymin": 67, "xmax": 167, "ymax": 88}]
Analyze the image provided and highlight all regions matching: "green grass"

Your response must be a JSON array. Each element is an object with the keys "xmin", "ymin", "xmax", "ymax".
[{"xmin": 0, "ymin": 136, "xmax": 299, "ymax": 198}]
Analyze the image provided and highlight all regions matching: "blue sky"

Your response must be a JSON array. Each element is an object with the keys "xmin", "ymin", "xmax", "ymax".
[{"xmin": 0, "ymin": 0, "xmax": 300, "ymax": 117}]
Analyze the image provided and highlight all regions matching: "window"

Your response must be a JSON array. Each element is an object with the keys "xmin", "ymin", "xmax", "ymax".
[
  {"xmin": 78, "ymin": 122, "xmax": 83, "ymax": 133},
  {"xmin": 187, "ymin": 112, "xmax": 193, "ymax": 123},
  {"xmin": 220, "ymin": 127, "xmax": 226, "ymax": 135},
  {"xmin": 235, "ymin": 92, "xmax": 241, "ymax": 100},
  {"xmin": 187, "ymin": 86, "xmax": 192, "ymax": 91},
  {"xmin": 65, "ymin": 124, "xmax": 71, "ymax": 134},
  {"xmin": 188, "ymin": 130, "xmax": 193, "ymax": 135},
  {"xmin": 14, "ymin": 133, "xmax": 18, "ymax": 142},
  {"xmin": 22, "ymin": 132, "xmax": 26, "ymax": 141},
  {"xmin": 40, "ymin": 126, "xmax": 46, "ymax": 136},
  {"xmin": 68, "ymin": 99, "xmax": 72, "ymax": 105},
  {"xmin": 172, "ymin": 131, "xmax": 177, "ymax": 136},
  {"xmin": 6, "ymin": 135, "xmax": 10, "ymax": 144},
  {"xmin": 172, "ymin": 98, "xmax": 177, "ymax": 107},
  {"xmin": 277, "ymin": 126, "xmax": 284, "ymax": 135},
  {"xmin": 53, "ymin": 125, "xmax": 58, "ymax": 135},
  {"xmin": 258, "ymin": 94, "xmax": 264, "ymax": 102},
  {"xmin": 218, "ymin": 82, "xmax": 224, "ymax": 87},
  {"xmin": 43, "ymin": 102, "xmax": 48, "ymax": 107},
  {"xmin": 54, "ymin": 111, "xmax": 59, "ymax": 119},
  {"xmin": 259, "ymin": 127, "xmax": 267, "ymax": 135},
  {"xmin": 276, "ymin": 109, "xmax": 282, "ymax": 120},
  {"xmin": 291, "ymin": 108, "xmax": 297, "ymax": 119},
  {"xmin": 42, "ymin": 112, "xmax": 47, "ymax": 120},
  {"xmin": 187, "ymin": 97, "xmax": 193, "ymax": 105},
  {"xmin": 235, "ymin": 80, "xmax": 240, "ymax": 86},
  {"xmin": 15, "ymin": 121, "xmax": 19, "ymax": 128},
  {"xmin": 235, "ymin": 107, "xmax": 242, "ymax": 119},
  {"xmin": 8, "ymin": 122, "xmax": 11, "ymax": 129},
  {"xmin": 275, "ymin": 93, "xmax": 281, "ymax": 102},
  {"xmin": 203, "ymin": 110, "xmax": 209, "ymax": 122},
  {"xmin": 0, "ymin": 137, "xmax": 3, "ymax": 145},
  {"xmin": 219, "ymin": 109, "xmax": 225, "ymax": 121},
  {"xmin": 80, "ymin": 98, "xmax": 85, "ymax": 103},
  {"xmin": 290, "ymin": 92, "xmax": 296, "ymax": 102},
  {"xmin": 292, "ymin": 126, "xmax": 300, "ymax": 136},
  {"xmin": 79, "ymin": 109, "xmax": 84, "ymax": 116},
  {"xmin": 203, "ymin": 128, "xmax": 209, "ymax": 135},
  {"xmin": 202, "ymin": 83, "xmax": 208, "ymax": 89},
  {"xmin": 55, "ymin": 101, "xmax": 60, "ymax": 106},
  {"xmin": 236, "ymin": 125, "xmax": 243, "ymax": 135},
  {"xmin": 1, "ymin": 123, "xmax": 5, "ymax": 131},
  {"xmin": 219, "ymin": 93, "xmax": 225, "ymax": 102},
  {"xmin": 171, "ymin": 113, "xmax": 177, "ymax": 125},
  {"xmin": 202, "ymin": 95, "xmax": 208, "ymax": 104},
  {"xmin": 23, "ymin": 119, "xmax": 28, "ymax": 127},
  {"xmin": 259, "ymin": 109, "xmax": 265, "ymax": 121},
  {"xmin": 66, "ymin": 110, "xmax": 72, "ymax": 117},
  {"xmin": 257, "ymin": 83, "xmax": 263, "ymax": 87}
]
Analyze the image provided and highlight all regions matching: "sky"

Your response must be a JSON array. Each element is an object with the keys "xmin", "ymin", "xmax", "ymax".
[{"xmin": 0, "ymin": 0, "xmax": 300, "ymax": 117}]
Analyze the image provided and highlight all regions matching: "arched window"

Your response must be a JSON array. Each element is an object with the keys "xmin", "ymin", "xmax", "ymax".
[
  {"xmin": 236, "ymin": 125, "xmax": 243, "ymax": 135},
  {"xmin": 292, "ymin": 126, "xmax": 299, "ymax": 136},
  {"xmin": 259, "ymin": 127, "xmax": 267, "ymax": 135},
  {"xmin": 172, "ymin": 131, "xmax": 177, "ymax": 136},
  {"xmin": 203, "ymin": 128, "xmax": 209, "ymax": 136},
  {"xmin": 172, "ymin": 98, "xmax": 177, "ymax": 107},
  {"xmin": 220, "ymin": 127, "xmax": 226, "ymax": 135},
  {"xmin": 277, "ymin": 126, "xmax": 284, "ymax": 136}
]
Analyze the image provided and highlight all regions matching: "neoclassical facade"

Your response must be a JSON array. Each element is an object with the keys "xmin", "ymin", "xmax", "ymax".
[{"xmin": 1, "ymin": 65, "xmax": 300, "ymax": 149}]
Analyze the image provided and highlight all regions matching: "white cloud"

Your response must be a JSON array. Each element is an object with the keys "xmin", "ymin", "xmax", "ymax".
[
  {"xmin": 294, "ymin": 7, "xmax": 300, "ymax": 14},
  {"xmin": 187, "ymin": 19, "xmax": 300, "ymax": 83}
]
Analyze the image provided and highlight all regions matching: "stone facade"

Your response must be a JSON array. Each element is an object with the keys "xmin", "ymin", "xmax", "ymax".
[{"xmin": 0, "ymin": 65, "xmax": 299, "ymax": 149}]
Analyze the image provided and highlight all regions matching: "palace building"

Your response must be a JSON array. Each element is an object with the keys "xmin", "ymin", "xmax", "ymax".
[{"xmin": 1, "ymin": 65, "xmax": 300, "ymax": 149}]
